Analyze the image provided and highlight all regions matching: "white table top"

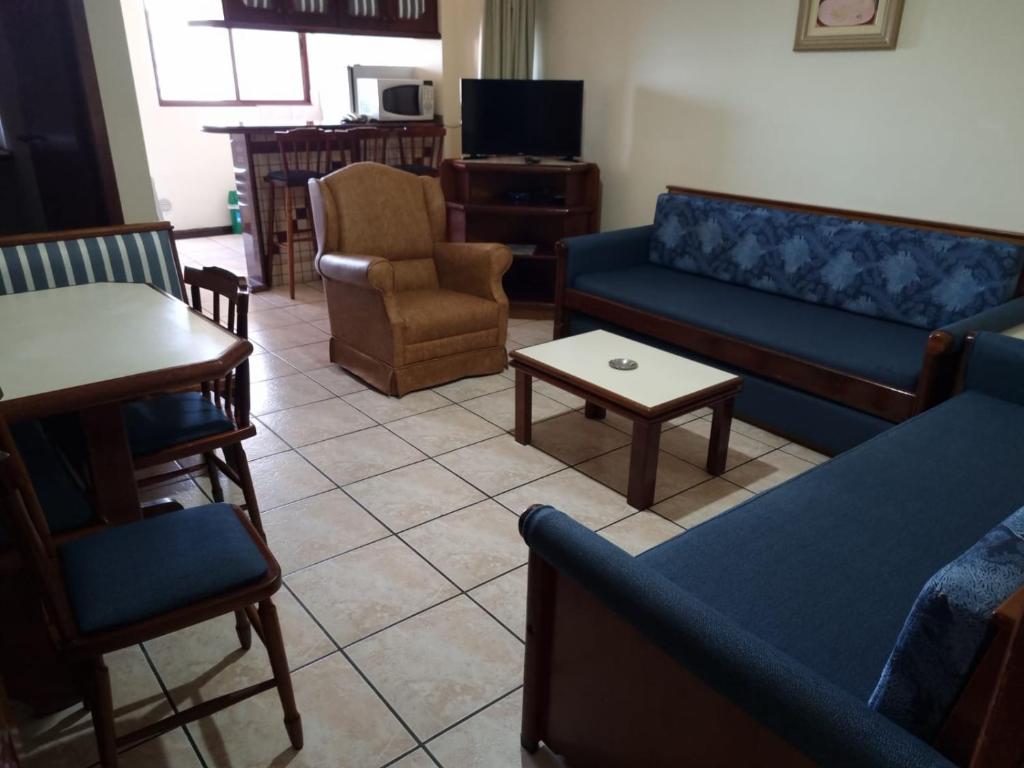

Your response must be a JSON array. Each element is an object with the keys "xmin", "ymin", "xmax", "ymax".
[
  {"xmin": 512, "ymin": 330, "xmax": 740, "ymax": 414},
  {"xmin": 0, "ymin": 283, "xmax": 247, "ymax": 414}
]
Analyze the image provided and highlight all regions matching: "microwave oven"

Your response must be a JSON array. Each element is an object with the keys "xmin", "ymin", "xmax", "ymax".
[{"xmin": 355, "ymin": 78, "xmax": 434, "ymax": 121}]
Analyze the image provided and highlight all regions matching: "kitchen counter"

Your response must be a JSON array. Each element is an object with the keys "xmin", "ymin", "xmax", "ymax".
[
  {"xmin": 208, "ymin": 121, "xmax": 445, "ymax": 289},
  {"xmin": 202, "ymin": 118, "xmax": 443, "ymax": 134}
]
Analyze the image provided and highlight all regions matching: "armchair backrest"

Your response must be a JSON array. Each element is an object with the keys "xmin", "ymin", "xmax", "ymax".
[{"xmin": 310, "ymin": 162, "xmax": 446, "ymax": 291}]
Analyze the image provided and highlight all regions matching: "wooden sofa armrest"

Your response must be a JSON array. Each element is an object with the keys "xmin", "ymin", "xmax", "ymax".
[
  {"xmin": 316, "ymin": 253, "xmax": 395, "ymax": 294},
  {"xmin": 433, "ymin": 242, "xmax": 512, "ymax": 303}
]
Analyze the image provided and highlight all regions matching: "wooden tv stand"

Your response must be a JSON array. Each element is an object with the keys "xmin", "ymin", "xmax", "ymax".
[{"xmin": 440, "ymin": 158, "xmax": 601, "ymax": 318}]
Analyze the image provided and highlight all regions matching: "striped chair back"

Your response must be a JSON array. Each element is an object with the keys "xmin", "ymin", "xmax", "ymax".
[{"xmin": 0, "ymin": 223, "xmax": 184, "ymax": 300}]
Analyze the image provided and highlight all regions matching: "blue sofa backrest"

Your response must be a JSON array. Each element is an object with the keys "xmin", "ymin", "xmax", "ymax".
[
  {"xmin": 649, "ymin": 192, "xmax": 1024, "ymax": 329},
  {"xmin": 0, "ymin": 224, "xmax": 184, "ymax": 300}
]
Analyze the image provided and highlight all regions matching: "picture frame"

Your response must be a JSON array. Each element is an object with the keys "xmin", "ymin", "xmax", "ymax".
[{"xmin": 794, "ymin": 0, "xmax": 905, "ymax": 52}]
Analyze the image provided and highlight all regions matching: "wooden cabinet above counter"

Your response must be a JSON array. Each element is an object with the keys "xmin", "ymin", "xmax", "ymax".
[{"xmin": 200, "ymin": 0, "xmax": 439, "ymax": 39}]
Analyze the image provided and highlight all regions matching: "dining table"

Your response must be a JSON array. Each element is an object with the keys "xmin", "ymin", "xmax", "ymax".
[
  {"xmin": 0, "ymin": 280, "xmax": 252, "ymax": 524},
  {"xmin": 0, "ymin": 281, "xmax": 252, "ymax": 715}
]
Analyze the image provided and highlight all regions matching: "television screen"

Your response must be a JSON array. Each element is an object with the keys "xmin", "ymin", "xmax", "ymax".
[{"xmin": 461, "ymin": 79, "xmax": 583, "ymax": 158}]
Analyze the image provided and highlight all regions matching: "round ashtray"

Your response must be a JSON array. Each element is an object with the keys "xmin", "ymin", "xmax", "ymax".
[{"xmin": 608, "ymin": 358, "xmax": 638, "ymax": 371}]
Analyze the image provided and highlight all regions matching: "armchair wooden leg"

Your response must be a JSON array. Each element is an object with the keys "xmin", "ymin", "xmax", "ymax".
[
  {"xmin": 89, "ymin": 657, "xmax": 119, "ymax": 768},
  {"xmin": 258, "ymin": 599, "xmax": 303, "ymax": 750},
  {"xmin": 203, "ymin": 451, "xmax": 224, "ymax": 503},
  {"xmin": 234, "ymin": 609, "xmax": 253, "ymax": 651},
  {"xmin": 225, "ymin": 443, "xmax": 264, "ymax": 538}
]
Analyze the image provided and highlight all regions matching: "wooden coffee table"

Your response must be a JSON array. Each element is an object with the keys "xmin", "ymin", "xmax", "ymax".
[{"xmin": 510, "ymin": 330, "xmax": 743, "ymax": 509}]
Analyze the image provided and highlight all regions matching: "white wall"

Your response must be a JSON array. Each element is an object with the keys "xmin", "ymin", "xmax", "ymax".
[
  {"xmin": 538, "ymin": 0, "xmax": 1024, "ymax": 233},
  {"xmin": 440, "ymin": 0, "xmax": 484, "ymax": 156},
  {"xmin": 119, "ymin": 0, "xmax": 444, "ymax": 231},
  {"xmin": 82, "ymin": 0, "xmax": 158, "ymax": 223}
]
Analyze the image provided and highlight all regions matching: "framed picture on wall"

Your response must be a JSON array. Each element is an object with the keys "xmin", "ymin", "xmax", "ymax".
[{"xmin": 794, "ymin": 0, "xmax": 905, "ymax": 51}]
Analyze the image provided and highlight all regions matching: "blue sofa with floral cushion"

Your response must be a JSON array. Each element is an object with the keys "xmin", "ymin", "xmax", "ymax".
[
  {"xmin": 554, "ymin": 188, "xmax": 1024, "ymax": 453},
  {"xmin": 519, "ymin": 331, "xmax": 1024, "ymax": 768}
]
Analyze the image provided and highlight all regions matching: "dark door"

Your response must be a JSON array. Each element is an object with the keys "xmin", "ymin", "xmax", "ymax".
[{"xmin": 0, "ymin": 0, "xmax": 122, "ymax": 235}]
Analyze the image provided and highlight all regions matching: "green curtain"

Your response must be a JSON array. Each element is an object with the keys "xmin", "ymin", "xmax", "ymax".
[{"xmin": 482, "ymin": 0, "xmax": 536, "ymax": 79}]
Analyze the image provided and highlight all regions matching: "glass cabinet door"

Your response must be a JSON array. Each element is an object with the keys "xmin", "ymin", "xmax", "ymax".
[
  {"xmin": 386, "ymin": 0, "xmax": 438, "ymax": 36},
  {"xmin": 286, "ymin": 0, "xmax": 338, "ymax": 27},
  {"xmin": 222, "ymin": 0, "xmax": 284, "ymax": 24}
]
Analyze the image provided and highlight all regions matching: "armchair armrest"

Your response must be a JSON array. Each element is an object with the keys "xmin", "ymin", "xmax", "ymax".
[
  {"xmin": 316, "ymin": 253, "xmax": 395, "ymax": 294},
  {"xmin": 562, "ymin": 225, "xmax": 653, "ymax": 287},
  {"xmin": 938, "ymin": 296, "xmax": 1024, "ymax": 349},
  {"xmin": 520, "ymin": 506, "xmax": 953, "ymax": 768},
  {"xmin": 433, "ymin": 242, "xmax": 512, "ymax": 302}
]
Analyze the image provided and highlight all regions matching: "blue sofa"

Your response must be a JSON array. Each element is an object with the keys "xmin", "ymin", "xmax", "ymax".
[
  {"xmin": 555, "ymin": 188, "xmax": 1024, "ymax": 453},
  {"xmin": 519, "ymin": 332, "xmax": 1024, "ymax": 767}
]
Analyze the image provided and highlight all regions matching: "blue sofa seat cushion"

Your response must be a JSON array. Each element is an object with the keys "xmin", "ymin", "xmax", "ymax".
[
  {"xmin": 649, "ymin": 193, "xmax": 1024, "ymax": 329},
  {"xmin": 868, "ymin": 507, "xmax": 1024, "ymax": 740},
  {"xmin": 638, "ymin": 390, "xmax": 1024, "ymax": 702},
  {"xmin": 59, "ymin": 503, "xmax": 268, "ymax": 634},
  {"xmin": 125, "ymin": 392, "xmax": 235, "ymax": 456},
  {"xmin": 574, "ymin": 264, "xmax": 930, "ymax": 391}
]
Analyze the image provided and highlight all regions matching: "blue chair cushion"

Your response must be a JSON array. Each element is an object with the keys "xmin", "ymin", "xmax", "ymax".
[
  {"xmin": 638, "ymin": 390, "xmax": 1024, "ymax": 702},
  {"xmin": 648, "ymin": 193, "xmax": 1024, "ymax": 329},
  {"xmin": 59, "ymin": 503, "xmax": 268, "ymax": 634},
  {"xmin": 574, "ymin": 264, "xmax": 930, "ymax": 391},
  {"xmin": 125, "ymin": 392, "xmax": 235, "ymax": 456},
  {"xmin": 265, "ymin": 169, "xmax": 321, "ymax": 186},
  {"xmin": 868, "ymin": 507, "xmax": 1024, "ymax": 740},
  {"xmin": 0, "ymin": 228, "xmax": 184, "ymax": 299}
]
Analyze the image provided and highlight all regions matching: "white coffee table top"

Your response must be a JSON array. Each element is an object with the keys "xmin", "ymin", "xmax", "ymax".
[
  {"xmin": 511, "ymin": 330, "xmax": 741, "ymax": 415},
  {"xmin": 0, "ymin": 282, "xmax": 249, "ymax": 418}
]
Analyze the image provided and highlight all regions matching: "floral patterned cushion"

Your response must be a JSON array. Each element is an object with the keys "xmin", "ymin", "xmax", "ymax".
[
  {"xmin": 649, "ymin": 193, "xmax": 1024, "ymax": 329},
  {"xmin": 868, "ymin": 506, "xmax": 1024, "ymax": 739}
]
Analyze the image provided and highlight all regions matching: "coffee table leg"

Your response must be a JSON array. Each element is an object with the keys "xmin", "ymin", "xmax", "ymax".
[
  {"xmin": 627, "ymin": 419, "xmax": 661, "ymax": 509},
  {"xmin": 707, "ymin": 398, "xmax": 735, "ymax": 475},
  {"xmin": 584, "ymin": 402, "xmax": 606, "ymax": 420},
  {"xmin": 515, "ymin": 369, "xmax": 533, "ymax": 445}
]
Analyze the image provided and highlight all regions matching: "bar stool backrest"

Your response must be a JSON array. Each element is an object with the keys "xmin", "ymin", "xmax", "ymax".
[{"xmin": 274, "ymin": 127, "xmax": 336, "ymax": 178}]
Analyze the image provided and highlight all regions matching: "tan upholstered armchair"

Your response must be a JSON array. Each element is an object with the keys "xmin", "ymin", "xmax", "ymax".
[{"xmin": 309, "ymin": 162, "xmax": 512, "ymax": 396}]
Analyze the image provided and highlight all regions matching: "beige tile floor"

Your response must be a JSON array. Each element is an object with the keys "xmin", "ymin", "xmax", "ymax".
[{"xmin": 14, "ymin": 236, "xmax": 827, "ymax": 768}]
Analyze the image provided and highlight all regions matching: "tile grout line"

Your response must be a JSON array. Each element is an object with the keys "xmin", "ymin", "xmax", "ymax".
[{"xmin": 137, "ymin": 642, "xmax": 211, "ymax": 768}]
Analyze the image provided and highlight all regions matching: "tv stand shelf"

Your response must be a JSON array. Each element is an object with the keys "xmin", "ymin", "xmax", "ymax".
[{"xmin": 440, "ymin": 158, "xmax": 600, "ymax": 317}]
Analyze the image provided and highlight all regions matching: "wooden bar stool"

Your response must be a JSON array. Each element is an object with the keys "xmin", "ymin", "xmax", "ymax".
[
  {"xmin": 266, "ymin": 128, "xmax": 334, "ymax": 299},
  {"xmin": 336, "ymin": 125, "xmax": 397, "ymax": 166},
  {"xmin": 395, "ymin": 124, "xmax": 445, "ymax": 176}
]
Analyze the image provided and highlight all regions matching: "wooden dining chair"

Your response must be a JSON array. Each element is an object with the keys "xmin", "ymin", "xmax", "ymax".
[
  {"xmin": 395, "ymin": 124, "xmax": 445, "ymax": 176},
  {"xmin": 125, "ymin": 266, "xmax": 264, "ymax": 535},
  {"xmin": 267, "ymin": 128, "xmax": 335, "ymax": 299},
  {"xmin": 0, "ymin": 421, "xmax": 302, "ymax": 768}
]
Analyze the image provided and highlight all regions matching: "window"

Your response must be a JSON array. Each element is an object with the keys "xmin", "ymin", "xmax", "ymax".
[{"xmin": 144, "ymin": 0, "xmax": 310, "ymax": 106}]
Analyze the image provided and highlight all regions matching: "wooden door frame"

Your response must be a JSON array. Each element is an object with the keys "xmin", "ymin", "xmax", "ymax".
[{"xmin": 66, "ymin": 0, "xmax": 124, "ymax": 226}]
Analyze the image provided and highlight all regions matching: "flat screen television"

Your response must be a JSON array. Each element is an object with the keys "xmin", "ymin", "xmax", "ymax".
[{"xmin": 461, "ymin": 79, "xmax": 583, "ymax": 159}]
